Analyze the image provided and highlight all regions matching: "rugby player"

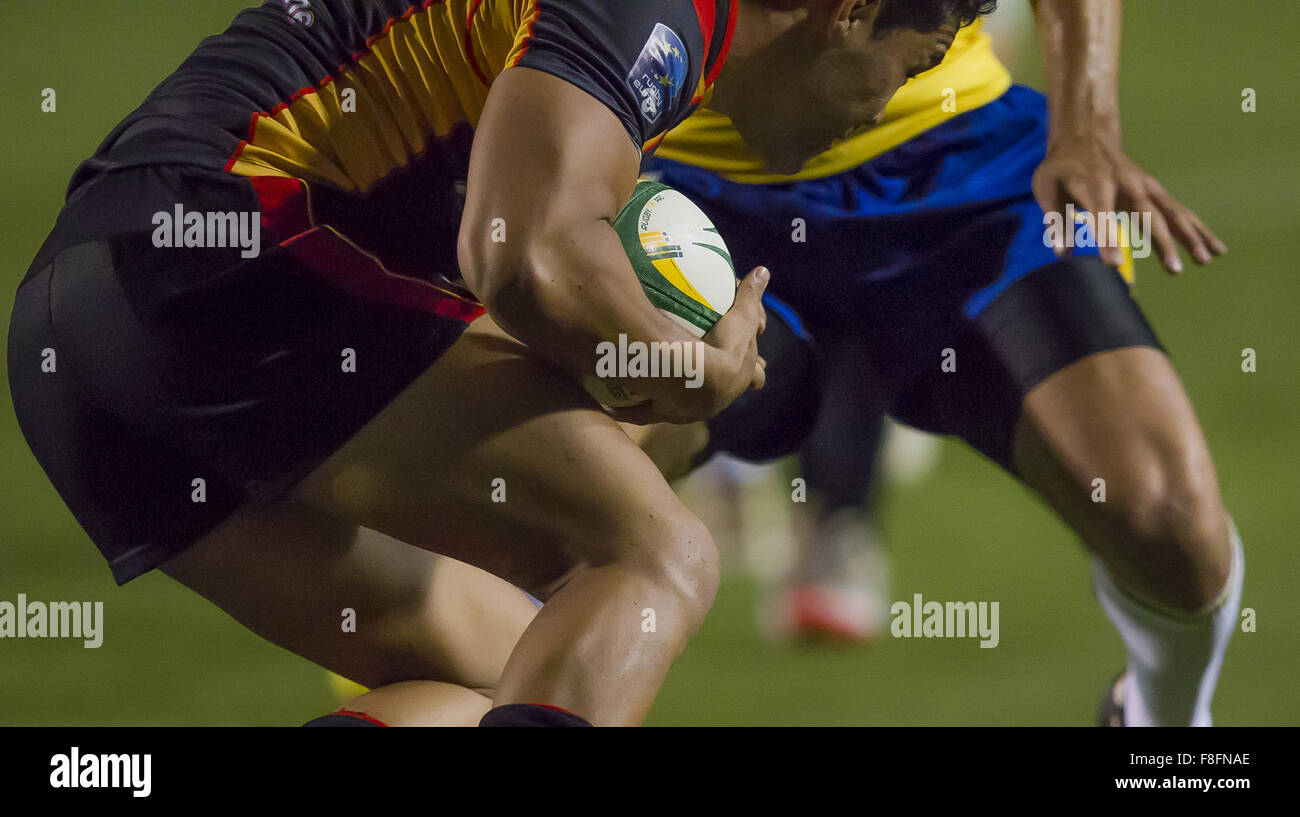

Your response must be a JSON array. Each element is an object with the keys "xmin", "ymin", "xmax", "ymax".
[
  {"xmin": 646, "ymin": 0, "xmax": 1242, "ymax": 726},
  {"xmin": 8, "ymin": 0, "xmax": 968, "ymax": 726},
  {"xmin": 317, "ymin": 0, "xmax": 1244, "ymax": 728}
]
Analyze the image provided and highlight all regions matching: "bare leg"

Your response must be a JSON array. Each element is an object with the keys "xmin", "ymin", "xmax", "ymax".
[
  {"xmin": 1012, "ymin": 346, "xmax": 1240, "ymax": 726},
  {"xmin": 162, "ymin": 504, "xmax": 537, "ymax": 712},
  {"xmin": 1012, "ymin": 347, "xmax": 1231, "ymax": 611},
  {"xmin": 289, "ymin": 317, "xmax": 720, "ymax": 725}
]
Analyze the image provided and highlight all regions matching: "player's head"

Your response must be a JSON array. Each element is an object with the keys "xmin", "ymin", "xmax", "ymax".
[{"xmin": 718, "ymin": 0, "xmax": 997, "ymax": 174}]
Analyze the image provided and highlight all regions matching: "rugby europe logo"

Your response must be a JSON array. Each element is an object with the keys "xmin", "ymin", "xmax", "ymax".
[
  {"xmin": 280, "ymin": 0, "xmax": 314, "ymax": 26},
  {"xmin": 627, "ymin": 23, "xmax": 688, "ymax": 124}
]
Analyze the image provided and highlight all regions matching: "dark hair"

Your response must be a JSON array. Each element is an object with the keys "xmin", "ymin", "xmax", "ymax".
[{"xmin": 875, "ymin": 0, "xmax": 998, "ymax": 32}]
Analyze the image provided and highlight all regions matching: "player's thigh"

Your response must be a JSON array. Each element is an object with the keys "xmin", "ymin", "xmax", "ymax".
[
  {"xmin": 290, "ymin": 315, "xmax": 713, "ymax": 598},
  {"xmin": 939, "ymin": 259, "xmax": 1228, "ymax": 569},
  {"xmin": 877, "ymin": 255, "xmax": 1230, "ymax": 596},
  {"xmin": 1011, "ymin": 346, "xmax": 1231, "ymax": 604},
  {"xmin": 160, "ymin": 500, "xmax": 537, "ymax": 691}
]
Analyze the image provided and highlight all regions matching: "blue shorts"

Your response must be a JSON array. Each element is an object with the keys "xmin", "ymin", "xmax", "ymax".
[
  {"xmin": 648, "ymin": 85, "xmax": 1100, "ymax": 321},
  {"xmin": 651, "ymin": 86, "xmax": 1160, "ymax": 468}
]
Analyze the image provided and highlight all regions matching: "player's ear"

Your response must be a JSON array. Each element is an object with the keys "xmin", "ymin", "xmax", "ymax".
[{"xmin": 808, "ymin": 0, "xmax": 879, "ymax": 38}]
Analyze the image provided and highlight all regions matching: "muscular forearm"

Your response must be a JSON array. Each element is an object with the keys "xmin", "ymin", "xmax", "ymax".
[
  {"xmin": 1028, "ymin": 0, "xmax": 1226, "ymax": 273},
  {"xmin": 477, "ymin": 219, "xmax": 699, "ymax": 379},
  {"xmin": 458, "ymin": 66, "xmax": 694, "ymax": 381},
  {"xmin": 460, "ymin": 67, "xmax": 765, "ymax": 422},
  {"xmin": 1032, "ymin": 0, "xmax": 1123, "ymax": 143}
]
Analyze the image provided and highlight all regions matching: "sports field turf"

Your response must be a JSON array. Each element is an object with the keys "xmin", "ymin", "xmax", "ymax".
[{"xmin": 1, "ymin": 1, "xmax": 1295, "ymax": 725}]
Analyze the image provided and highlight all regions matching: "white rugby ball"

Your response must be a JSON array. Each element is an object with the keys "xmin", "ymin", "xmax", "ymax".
[{"xmin": 584, "ymin": 181, "xmax": 738, "ymax": 407}]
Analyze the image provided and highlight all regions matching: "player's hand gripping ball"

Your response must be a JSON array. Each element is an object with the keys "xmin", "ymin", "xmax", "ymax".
[{"xmin": 584, "ymin": 181, "xmax": 738, "ymax": 406}]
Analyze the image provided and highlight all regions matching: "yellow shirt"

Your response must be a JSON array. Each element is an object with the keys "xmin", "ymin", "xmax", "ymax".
[{"xmin": 656, "ymin": 21, "xmax": 1012, "ymax": 184}]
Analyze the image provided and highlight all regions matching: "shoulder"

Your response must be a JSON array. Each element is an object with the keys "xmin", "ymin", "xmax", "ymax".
[{"xmin": 510, "ymin": 1, "xmax": 736, "ymax": 147}]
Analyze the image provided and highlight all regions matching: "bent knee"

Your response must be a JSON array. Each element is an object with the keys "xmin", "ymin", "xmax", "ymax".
[
  {"xmin": 1103, "ymin": 463, "xmax": 1232, "ymax": 611},
  {"xmin": 595, "ymin": 508, "xmax": 721, "ymax": 622}
]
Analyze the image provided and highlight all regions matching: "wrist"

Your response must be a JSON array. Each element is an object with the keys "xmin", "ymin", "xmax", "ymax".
[{"xmin": 1046, "ymin": 121, "xmax": 1121, "ymax": 152}]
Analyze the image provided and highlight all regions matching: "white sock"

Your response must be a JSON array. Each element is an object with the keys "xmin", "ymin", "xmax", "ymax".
[{"xmin": 1092, "ymin": 521, "xmax": 1244, "ymax": 727}]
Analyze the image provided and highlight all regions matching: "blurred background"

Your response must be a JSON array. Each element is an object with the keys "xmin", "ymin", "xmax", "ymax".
[{"xmin": 1, "ymin": 0, "xmax": 1295, "ymax": 725}]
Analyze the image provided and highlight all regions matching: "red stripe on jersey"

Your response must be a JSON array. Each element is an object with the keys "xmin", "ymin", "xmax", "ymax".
[
  {"xmin": 283, "ymin": 227, "xmax": 486, "ymax": 323},
  {"xmin": 704, "ymin": 1, "xmax": 738, "ymax": 89},
  {"xmin": 692, "ymin": 0, "xmax": 717, "ymax": 67},
  {"xmin": 223, "ymin": 143, "xmax": 247, "ymax": 174},
  {"xmin": 465, "ymin": 0, "xmax": 491, "ymax": 85},
  {"xmin": 524, "ymin": 702, "xmax": 582, "ymax": 716},
  {"xmin": 334, "ymin": 709, "xmax": 390, "ymax": 727},
  {"xmin": 228, "ymin": 80, "xmax": 336, "ymax": 173},
  {"xmin": 249, "ymin": 176, "xmax": 315, "ymax": 244}
]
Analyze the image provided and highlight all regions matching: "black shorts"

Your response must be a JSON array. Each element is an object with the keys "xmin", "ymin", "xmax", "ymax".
[
  {"xmin": 858, "ymin": 253, "xmax": 1163, "ymax": 470},
  {"xmin": 707, "ymin": 255, "xmax": 1162, "ymax": 472},
  {"xmin": 8, "ymin": 167, "xmax": 479, "ymax": 584}
]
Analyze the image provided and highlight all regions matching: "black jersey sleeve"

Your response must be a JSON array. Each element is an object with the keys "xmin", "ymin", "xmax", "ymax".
[{"xmin": 510, "ymin": 0, "xmax": 733, "ymax": 151}]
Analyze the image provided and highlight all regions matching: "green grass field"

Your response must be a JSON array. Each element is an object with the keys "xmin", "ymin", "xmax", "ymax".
[{"xmin": 0, "ymin": 1, "xmax": 1296, "ymax": 725}]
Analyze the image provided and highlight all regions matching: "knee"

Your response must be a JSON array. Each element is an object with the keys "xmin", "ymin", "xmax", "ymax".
[
  {"xmin": 606, "ymin": 509, "xmax": 721, "ymax": 629},
  {"xmin": 1105, "ymin": 461, "xmax": 1231, "ymax": 611}
]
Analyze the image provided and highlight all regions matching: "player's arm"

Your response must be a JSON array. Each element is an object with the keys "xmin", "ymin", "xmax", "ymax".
[
  {"xmin": 1029, "ymin": 0, "xmax": 1226, "ymax": 273},
  {"xmin": 458, "ymin": 66, "xmax": 766, "ymax": 423}
]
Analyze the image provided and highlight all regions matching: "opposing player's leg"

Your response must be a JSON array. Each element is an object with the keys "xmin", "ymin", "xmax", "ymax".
[
  {"xmin": 778, "ymin": 328, "xmax": 892, "ymax": 643},
  {"xmin": 1011, "ymin": 345, "xmax": 1241, "ymax": 727},
  {"xmin": 1014, "ymin": 348, "xmax": 1232, "ymax": 611},
  {"xmin": 289, "ymin": 316, "xmax": 721, "ymax": 726},
  {"xmin": 891, "ymin": 253, "xmax": 1243, "ymax": 727}
]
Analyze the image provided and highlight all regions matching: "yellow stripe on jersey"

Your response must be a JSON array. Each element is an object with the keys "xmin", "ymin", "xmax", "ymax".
[
  {"xmin": 505, "ymin": 0, "xmax": 543, "ymax": 68},
  {"xmin": 228, "ymin": 0, "xmax": 532, "ymax": 191},
  {"xmin": 656, "ymin": 21, "xmax": 1012, "ymax": 184}
]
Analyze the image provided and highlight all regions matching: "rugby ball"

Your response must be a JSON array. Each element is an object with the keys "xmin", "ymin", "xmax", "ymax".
[{"xmin": 584, "ymin": 181, "xmax": 738, "ymax": 407}]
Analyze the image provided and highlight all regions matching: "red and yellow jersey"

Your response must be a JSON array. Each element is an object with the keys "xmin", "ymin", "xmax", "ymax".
[
  {"xmin": 66, "ymin": 0, "xmax": 735, "ymax": 287},
  {"xmin": 79, "ymin": 0, "xmax": 736, "ymax": 186},
  {"xmin": 656, "ymin": 20, "xmax": 1012, "ymax": 184}
]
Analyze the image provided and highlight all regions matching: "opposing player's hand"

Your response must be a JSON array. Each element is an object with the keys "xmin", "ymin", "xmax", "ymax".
[
  {"xmin": 1033, "ymin": 134, "xmax": 1227, "ymax": 275},
  {"xmin": 610, "ymin": 267, "xmax": 768, "ymax": 425}
]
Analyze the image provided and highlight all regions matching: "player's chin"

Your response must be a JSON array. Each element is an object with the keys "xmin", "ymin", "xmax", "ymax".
[{"xmin": 754, "ymin": 135, "xmax": 834, "ymax": 176}]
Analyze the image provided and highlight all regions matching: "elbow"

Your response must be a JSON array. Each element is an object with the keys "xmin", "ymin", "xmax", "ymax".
[
  {"xmin": 456, "ymin": 224, "xmax": 500, "ymax": 306},
  {"xmin": 459, "ymin": 225, "xmax": 517, "ymax": 310},
  {"xmin": 456, "ymin": 225, "xmax": 548, "ymax": 329}
]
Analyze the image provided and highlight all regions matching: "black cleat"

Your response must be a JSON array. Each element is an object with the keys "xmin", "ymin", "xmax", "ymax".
[{"xmin": 1097, "ymin": 670, "xmax": 1127, "ymax": 727}]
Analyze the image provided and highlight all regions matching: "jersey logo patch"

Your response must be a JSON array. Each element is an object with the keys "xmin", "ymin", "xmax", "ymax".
[{"xmin": 628, "ymin": 23, "xmax": 689, "ymax": 126}]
